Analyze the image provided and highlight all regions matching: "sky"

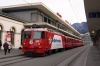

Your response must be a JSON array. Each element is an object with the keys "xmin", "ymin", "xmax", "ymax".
[{"xmin": 0, "ymin": 0, "xmax": 87, "ymax": 24}]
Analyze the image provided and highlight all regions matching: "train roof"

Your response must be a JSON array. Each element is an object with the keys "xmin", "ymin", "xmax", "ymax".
[
  {"xmin": 24, "ymin": 28, "xmax": 64, "ymax": 35},
  {"xmin": 24, "ymin": 28, "xmax": 48, "ymax": 31}
]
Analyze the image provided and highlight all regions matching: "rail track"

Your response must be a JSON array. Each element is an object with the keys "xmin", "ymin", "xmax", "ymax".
[
  {"xmin": 55, "ymin": 45, "xmax": 90, "ymax": 66},
  {"xmin": 0, "ymin": 45, "xmax": 90, "ymax": 66},
  {"xmin": 0, "ymin": 56, "xmax": 33, "ymax": 66}
]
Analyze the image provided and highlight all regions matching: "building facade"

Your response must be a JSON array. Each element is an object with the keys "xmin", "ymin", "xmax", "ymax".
[
  {"xmin": 0, "ymin": 16, "xmax": 24, "ymax": 49},
  {"xmin": 0, "ymin": 2, "xmax": 82, "ymax": 49},
  {"xmin": 82, "ymin": 33, "xmax": 93, "ymax": 44}
]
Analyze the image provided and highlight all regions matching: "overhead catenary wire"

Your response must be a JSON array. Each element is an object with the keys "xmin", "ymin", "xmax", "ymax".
[
  {"xmin": 16, "ymin": 0, "xmax": 24, "ymax": 4},
  {"xmin": 21, "ymin": 0, "xmax": 29, "ymax": 3},
  {"xmin": 16, "ymin": 0, "xmax": 30, "ymax": 4},
  {"xmin": 71, "ymin": 0, "xmax": 82, "ymax": 22},
  {"xmin": 68, "ymin": 0, "xmax": 80, "ymax": 23}
]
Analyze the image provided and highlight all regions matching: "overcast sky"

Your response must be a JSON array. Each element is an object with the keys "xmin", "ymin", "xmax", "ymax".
[{"xmin": 0, "ymin": 0, "xmax": 86, "ymax": 24}]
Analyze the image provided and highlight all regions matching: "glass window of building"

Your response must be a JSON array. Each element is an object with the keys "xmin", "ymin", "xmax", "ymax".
[
  {"xmin": 10, "ymin": 27, "xmax": 15, "ymax": 45},
  {"xmin": 38, "ymin": 13, "xmax": 43, "ymax": 22},
  {"xmin": 31, "ymin": 13, "xmax": 38, "ymax": 22},
  {"xmin": 48, "ymin": 18, "xmax": 51, "ymax": 24},
  {"xmin": 44, "ymin": 17, "xmax": 47, "ymax": 22}
]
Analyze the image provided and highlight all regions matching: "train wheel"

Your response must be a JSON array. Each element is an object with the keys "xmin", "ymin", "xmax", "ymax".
[
  {"xmin": 48, "ymin": 50, "xmax": 52, "ymax": 55},
  {"xmin": 25, "ymin": 52, "xmax": 30, "ymax": 57},
  {"xmin": 41, "ymin": 52, "xmax": 46, "ymax": 57},
  {"xmin": 25, "ymin": 51, "xmax": 33, "ymax": 57},
  {"xmin": 61, "ymin": 48, "xmax": 63, "ymax": 52}
]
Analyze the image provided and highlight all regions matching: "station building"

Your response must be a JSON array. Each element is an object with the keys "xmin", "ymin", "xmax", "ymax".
[{"xmin": 0, "ymin": 2, "xmax": 81, "ymax": 49}]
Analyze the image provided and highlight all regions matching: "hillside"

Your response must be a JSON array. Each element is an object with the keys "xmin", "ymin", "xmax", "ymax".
[{"xmin": 71, "ymin": 22, "xmax": 89, "ymax": 34}]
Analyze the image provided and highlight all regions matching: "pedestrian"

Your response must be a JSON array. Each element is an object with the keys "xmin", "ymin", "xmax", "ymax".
[
  {"xmin": 0, "ymin": 39, "xmax": 2, "ymax": 50},
  {"xmin": 8, "ymin": 41, "xmax": 12, "ymax": 53},
  {"xmin": 3, "ymin": 42, "xmax": 9, "ymax": 55}
]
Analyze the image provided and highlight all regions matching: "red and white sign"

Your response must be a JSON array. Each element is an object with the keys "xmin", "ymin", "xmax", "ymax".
[
  {"xmin": 5, "ymin": 33, "xmax": 11, "ymax": 42},
  {"xmin": 57, "ymin": 12, "xmax": 62, "ymax": 18},
  {"xmin": 65, "ymin": 20, "xmax": 69, "ymax": 24}
]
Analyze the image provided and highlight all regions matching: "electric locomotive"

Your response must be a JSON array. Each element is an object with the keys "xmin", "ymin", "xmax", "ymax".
[{"xmin": 22, "ymin": 28, "xmax": 84, "ymax": 57}]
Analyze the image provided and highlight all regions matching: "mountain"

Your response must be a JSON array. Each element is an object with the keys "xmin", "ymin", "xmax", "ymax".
[{"xmin": 71, "ymin": 22, "xmax": 89, "ymax": 34}]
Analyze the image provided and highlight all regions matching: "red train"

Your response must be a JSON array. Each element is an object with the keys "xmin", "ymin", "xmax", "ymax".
[{"xmin": 22, "ymin": 28, "xmax": 84, "ymax": 57}]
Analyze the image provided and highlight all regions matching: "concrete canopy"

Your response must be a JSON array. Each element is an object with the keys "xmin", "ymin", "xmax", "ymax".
[{"xmin": 84, "ymin": 0, "xmax": 100, "ymax": 41}]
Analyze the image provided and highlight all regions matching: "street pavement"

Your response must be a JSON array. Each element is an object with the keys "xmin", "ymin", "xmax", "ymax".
[{"xmin": 0, "ymin": 49, "xmax": 23, "ymax": 59}]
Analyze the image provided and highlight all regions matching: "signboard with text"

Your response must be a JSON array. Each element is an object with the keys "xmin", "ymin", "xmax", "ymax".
[
  {"xmin": 57, "ymin": 12, "xmax": 62, "ymax": 18},
  {"xmin": 89, "ymin": 12, "xmax": 100, "ymax": 18}
]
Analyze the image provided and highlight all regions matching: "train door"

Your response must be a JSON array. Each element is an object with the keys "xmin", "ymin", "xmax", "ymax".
[
  {"xmin": 71, "ymin": 39, "xmax": 74, "ymax": 47},
  {"xmin": 64, "ymin": 37, "xmax": 67, "ymax": 49},
  {"xmin": 71, "ymin": 39, "xmax": 73, "ymax": 48},
  {"xmin": 45, "ymin": 32, "xmax": 53, "ymax": 55},
  {"xmin": 44, "ymin": 31, "xmax": 49, "ymax": 51},
  {"xmin": 61, "ymin": 36, "xmax": 66, "ymax": 49},
  {"xmin": 46, "ymin": 32, "xmax": 53, "ymax": 50},
  {"xmin": 67, "ymin": 38, "xmax": 70, "ymax": 48},
  {"xmin": 68, "ymin": 38, "xmax": 72, "ymax": 48}
]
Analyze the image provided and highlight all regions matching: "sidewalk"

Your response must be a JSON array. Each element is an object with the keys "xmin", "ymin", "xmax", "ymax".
[
  {"xmin": 86, "ymin": 45, "xmax": 100, "ymax": 66},
  {"xmin": 0, "ymin": 49, "xmax": 23, "ymax": 59}
]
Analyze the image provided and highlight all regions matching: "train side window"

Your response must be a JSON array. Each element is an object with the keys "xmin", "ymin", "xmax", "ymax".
[
  {"xmin": 65, "ymin": 38, "xmax": 66, "ymax": 43},
  {"xmin": 41, "ymin": 31, "xmax": 45, "ymax": 39},
  {"xmin": 67, "ymin": 39, "xmax": 70, "ymax": 43},
  {"xmin": 67, "ymin": 39, "xmax": 69, "ymax": 43},
  {"xmin": 70, "ymin": 40, "xmax": 71, "ymax": 43}
]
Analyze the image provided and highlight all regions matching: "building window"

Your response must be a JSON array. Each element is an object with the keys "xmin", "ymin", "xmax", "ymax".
[
  {"xmin": 31, "ymin": 13, "xmax": 38, "ymax": 22},
  {"xmin": 48, "ymin": 18, "xmax": 51, "ymax": 24},
  {"xmin": 0, "ymin": 25, "xmax": 3, "ymax": 40},
  {"xmin": 10, "ymin": 27, "xmax": 15, "ymax": 45},
  {"xmin": 38, "ymin": 13, "xmax": 43, "ymax": 22},
  {"xmin": 44, "ymin": 17, "xmax": 47, "ymax": 22},
  {"xmin": 57, "ymin": 23, "xmax": 60, "ymax": 28}
]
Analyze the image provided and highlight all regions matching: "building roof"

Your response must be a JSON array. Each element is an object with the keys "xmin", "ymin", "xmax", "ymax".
[{"xmin": 0, "ymin": 2, "xmax": 80, "ymax": 36}]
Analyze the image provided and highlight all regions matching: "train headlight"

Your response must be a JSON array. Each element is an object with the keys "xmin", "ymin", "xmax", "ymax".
[
  {"xmin": 38, "ymin": 43, "xmax": 41, "ymax": 46},
  {"xmin": 23, "ymin": 43, "xmax": 25, "ymax": 45},
  {"xmin": 29, "ymin": 40, "xmax": 33, "ymax": 44}
]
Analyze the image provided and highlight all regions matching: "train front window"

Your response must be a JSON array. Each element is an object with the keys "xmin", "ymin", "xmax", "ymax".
[
  {"xmin": 23, "ymin": 31, "xmax": 30, "ymax": 39},
  {"xmin": 33, "ymin": 31, "xmax": 45, "ymax": 39}
]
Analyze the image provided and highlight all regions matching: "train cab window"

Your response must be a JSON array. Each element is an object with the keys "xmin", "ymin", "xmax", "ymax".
[
  {"xmin": 33, "ymin": 31, "xmax": 41, "ymax": 39},
  {"xmin": 33, "ymin": 31, "xmax": 45, "ymax": 39},
  {"xmin": 23, "ymin": 31, "xmax": 30, "ymax": 39}
]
